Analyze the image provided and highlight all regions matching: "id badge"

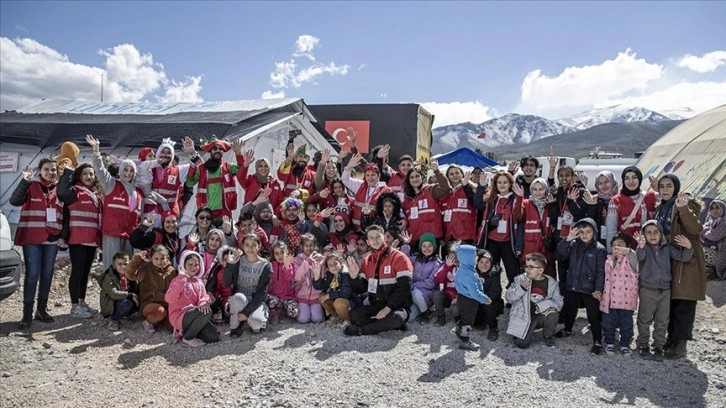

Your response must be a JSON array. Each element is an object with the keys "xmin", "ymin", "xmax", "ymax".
[
  {"xmin": 443, "ymin": 210, "xmax": 452, "ymax": 222},
  {"xmin": 418, "ymin": 199, "xmax": 428, "ymax": 209},
  {"xmin": 367, "ymin": 278, "xmax": 378, "ymax": 294},
  {"xmin": 557, "ymin": 217, "xmax": 563, "ymax": 230},
  {"xmin": 46, "ymin": 208, "xmax": 57, "ymax": 222},
  {"xmin": 410, "ymin": 207, "xmax": 419, "ymax": 219},
  {"xmin": 497, "ymin": 220, "xmax": 508, "ymax": 234},
  {"xmin": 562, "ymin": 211, "xmax": 573, "ymax": 226}
]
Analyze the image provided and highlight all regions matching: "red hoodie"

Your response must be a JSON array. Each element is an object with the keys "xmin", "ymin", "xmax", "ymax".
[{"xmin": 434, "ymin": 263, "xmax": 458, "ymax": 300}]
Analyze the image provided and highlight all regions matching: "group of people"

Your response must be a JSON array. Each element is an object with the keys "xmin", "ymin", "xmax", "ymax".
[{"xmin": 10, "ymin": 130, "xmax": 724, "ymax": 357}]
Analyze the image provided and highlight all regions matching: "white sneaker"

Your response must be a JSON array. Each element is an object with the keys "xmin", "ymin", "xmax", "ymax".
[{"xmin": 70, "ymin": 306, "xmax": 94, "ymax": 319}]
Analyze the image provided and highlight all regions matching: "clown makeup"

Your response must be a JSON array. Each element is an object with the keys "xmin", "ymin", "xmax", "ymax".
[{"xmin": 285, "ymin": 207, "xmax": 299, "ymax": 221}]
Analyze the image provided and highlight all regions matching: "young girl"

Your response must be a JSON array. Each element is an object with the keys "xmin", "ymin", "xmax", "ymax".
[
  {"xmin": 125, "ymin": 245, "xmax": 177, "ymax": 333},
  {"xmin": 600, "ymin": 234, "xmax": 639, "ymax": 357},
  {"xmin": 433, "ymin": 247, "xmax": 460, "ymax": 326},
  {"xmin": 401, "ymin": 162, "xmax": 450, "ymax": 248},
  {"xmin": 166, "ymin": 250, "xmax": 220, "ymax": 347},
  {"xmin": 361, "ymin": 191, "xmax": 404, "ymax": 237},
  {"xmin": 294, "ymin": 234, "xmax": 325, "ymax": 324},
  {"xmin": 474, "ymin": 250, "xmax": 503, "ymax": 341},
  {"xmin": 313, "ymin": 251, "xmax": 354, "ymax": 323},
  {"xmin": 224, "ymin": 234, "xmax": 272, "ymax": 337},
  {"xmin": 520, "ymin": 177, "xmax": 558, "ymax": 279},
  {"xmin": 400, "ymin": 232, "xmax": 442, "ymax": 323},
  {"xmin": 267, "ymin": 242, "xmax": 299, "ymax": 325}
]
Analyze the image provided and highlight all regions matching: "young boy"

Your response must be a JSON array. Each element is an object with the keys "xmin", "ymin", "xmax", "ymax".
[
  {"xmin": 634, "ymin": 220, "xmax": 693, "ymax": 361},
  {"xmin": 93, "ymin": 252, "xmax": 139, "ymax": 331},
  {"xmin": 473, "ymin": 250, "xmax": 504, "ymax": 341},
  {"xmin": 555, "ymin": 218, "xmax": 607, "ymax": 355},
  {"xmin": 452, "ymin": 245, "xmax": 492, "ymax": 351},
  {"xmin": 506, "ymin": 253, "xmax": 563, "ymax": 348}
]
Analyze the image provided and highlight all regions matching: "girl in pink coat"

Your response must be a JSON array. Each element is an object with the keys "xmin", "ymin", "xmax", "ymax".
[
  {"xmin": 294, "ymin": 234, "xmax": 325, "ymax": 324},
  {"xmin": 600, "ymin": 234, "xmax": 639, "ymax": 356},
  {"xmin": 165, "ymin": 251, "xmax": 220, "ymax": 347}
]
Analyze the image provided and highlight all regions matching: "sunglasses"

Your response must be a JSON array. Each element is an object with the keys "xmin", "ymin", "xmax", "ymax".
[{"xmin": 198, "ymin": 215, "xmax": 212, "ymax": 221}]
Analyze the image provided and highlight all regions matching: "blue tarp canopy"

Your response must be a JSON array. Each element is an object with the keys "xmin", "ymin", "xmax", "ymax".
[{"xmin": 434, "ymin": 147, "xmax": 500, "ymax": 168}]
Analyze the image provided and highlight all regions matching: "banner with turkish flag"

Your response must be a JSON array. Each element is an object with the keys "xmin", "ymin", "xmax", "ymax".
[{"xmin": 324, "ymin": 120, "xmax": 370, "ymax": 154}]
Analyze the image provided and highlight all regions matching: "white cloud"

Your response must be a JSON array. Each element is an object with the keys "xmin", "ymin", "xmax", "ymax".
[
  {"xmin": 358, "ymin": 63, "xmax": 367, "ymax": 71},
  {"xmin": 603, "ymin": 81, "xmax": 726, "ymax": 118},
  {"xmin": 421, "ymin": 101, "xmax": 495, "ymax": 128},
  {"xmin": 0, "ymin": 37, "xmax": 204, "ymax": 111},
  {"xmin": 292, "ymin": 34, "xmax": 320, "ymax": 61},
  {"xmin": 676, "ymin": 51, "xmax": 726, "ymax": 73},
  {"xmin": 261, "ymin": 90, "xmax": 285, "ymax": 99}
]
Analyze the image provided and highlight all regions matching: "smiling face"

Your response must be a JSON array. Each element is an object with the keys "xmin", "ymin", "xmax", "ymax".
[
  {"xmin": 382, "ymin": 200, "xmax": 394, "ymax": 217},
  {"xmin": 184, "ymin": 256, "xmax": 201, "ymax": 277},
  {"xmin": 496, "ymin": 175, "xmax": 511, "ymax": 194},
  {"xmin": 207, "ymin": 233, "xmax": 222, "ymax": 251},
  {"xmin": 163, "ymin": 216, "xmax": 178, "ymax": 233},
  {"xmin": 446, "ymin": 167, "xmax": 462, "ymax": 185},
  {"xmin": 558, "ymin": 169, "xmax": 573, "ymax": 189},
  {"xmin": 420, "ymin": 241, "xmax": 435, "ymax": 257},
  {"xmin": 325, "ymin": 162, "xmax": 338, "ymax": 179},
  {"xmin": 112, "ymin": 256, "xmax": 129, "ymax": 274},
  {"xmin": 197, "ymin": 211, "xmax": 212, "ymax": 227},
  {"xmin": 398, "ymin": 159, "xmax": 413, "ymax": 175},
  {"xmin": 366, "ymin": 229, "xmax": 385, "ymax": 251},
  {"xmin": 157, "ymin": 147, "xmax": 173, "ymax": 166},
  {"xmin": 477, "ymin": 256, "xmax": 492, "ymax": 273},
  {"xmin": 302, "ymin": 240, "xmax": 316, "ymax": 256},
  {"xmin": 285, "ymin": 207, "xmax": 298, "ymax": 221},
  {"xmin": 243, "ymin": 237, "xmax": 260, "ymax": 258},
  {"xmin": 658, "ymin": 177, "xmax": 676, "ymax": 201},
  {"xmin": 151, "ymin": 250, "xmax": 168, "ymax": 269},
  {"xmin": 39, "ymin": 162, "xmax": 58, "ymax": 183},
  {"xmin": 530, "ymin": 181, "xmax": 546, "ymax": 199},
  {"xmin": 256, "ymin": 160, "xmax": 270, "ymax": 177},
  {"xmin": 332, "ymin": 181, "xmax": 345, "ymax": 197},
  {"xmin": 365, "ymin": 170, "xmax": 379, "ymax": 185},
  {"xmin": 80, "ymin": 167, "xmax": 95, "ymax": 187},
  {"xmin": 272, "ymin": 246, "xmax": 286, "ymax": 263},
  {"xmin": 408, "ymin": 170, "xmax": 424, "ymax": 189},
  {"xmin": 710, "ymin": 202, "xmax": 723, "ymax": 218},
  {"xmin": 597, "ymin": 175, "xmax": 612, "ymax": 195},
  {"xmin": 623, "ymin": 172, "xmax": 640, "ymax": 191},
  {"xmin": 294, "ymin": 154, "xmax": 308, "ymax": 168},
  {"xmin": 210, "ymin": 145, "xmax": 225, "ymax": 160},
  {"xmin": 522, "ymin": 159, "xmax": 537, "ymax": 177},
  {"xmin": 122, "ymin": 164, "xmax": 135, "ymax": 182},
  {"xmin": 333, "ymin": 216, "xmax": 347, "ymax": 232},
  {"xmin": 305, "ymin": 203, "xmax": 318, "ymax": 220},
  {"xmin": 239, "ymin": 219, "xmax": 254, "ymax": 234}
]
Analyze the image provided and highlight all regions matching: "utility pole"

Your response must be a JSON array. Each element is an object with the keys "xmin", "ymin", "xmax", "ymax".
[{"xmin": 100, "ymin": 72, "xmax": 104, "ymax": 103}]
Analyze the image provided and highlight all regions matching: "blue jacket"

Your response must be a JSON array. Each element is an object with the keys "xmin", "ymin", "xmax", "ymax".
[
  {"xmin": 556, "ymin": 217, "xmax": 607, "ymax": 294},
  {"xmin": 453, "ymin": 245, "xmax": 491, "ymax": 304}
]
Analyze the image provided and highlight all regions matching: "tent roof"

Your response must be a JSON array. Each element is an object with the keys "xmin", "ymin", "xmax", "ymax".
[{"xmin": 433, "ymin": 147, "xmax": 500, "ymax": 168}]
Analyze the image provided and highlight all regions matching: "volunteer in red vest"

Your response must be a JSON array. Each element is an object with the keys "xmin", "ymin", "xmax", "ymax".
[
  {"xmin": 517, "ymin": 177, "xmax": 558, "ymax": 278},
  {"xmin": 186, "ymin": 136, "xmax": 244, "ymax": 225},
  {"xmin": 313, "ymin": 148, "xmax": 341, "ymax": 193},
  {"xmin": 10, "ymin": 159, "xmax": 62, "ymax": 328},
  {"xmin": 278, "ymin": 143, "xmax": 317, "ymax": 198},
  {"xmin": 237, "ymin": 149, "xmax": 284, "ymax": 210},
  {"xmin": 388, "ymin": 155, "xmax": 414, "ymax": 200},
  {"xmin": 440, "ymin": 165, "xmax": 478, "ymax": 245},
  {"xmin": 57, "ymin": 162, "xmax": 103, "ymax": 320},
  {"xmin": 605, "ymin": 166, "xmax": 657, "ymax": 250},
  {"xmin": 401, "ymin": 160, "xmax": 451, "ymax": 248},
  {"xmin": 86, "ymin": 135, "xmax": 143, "ymax": 269},
  {"xmin": 342, "ymin": 154, "xmax": 392, "ymax": 231}
]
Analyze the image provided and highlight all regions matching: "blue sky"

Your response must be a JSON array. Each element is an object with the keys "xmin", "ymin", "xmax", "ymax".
[{"xmin": 1, "ymin": 1, "xmax": 725, "ymax": 125}]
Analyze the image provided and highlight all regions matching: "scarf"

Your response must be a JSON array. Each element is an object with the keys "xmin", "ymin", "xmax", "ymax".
[
  {"xmin": 620, "ymin": 166, "xmax": 642, "ymax": 197},
  {"xmin": 596, "ymin": 171, "xmax": 618, "ymax": 200},
  {"xmin": 655, "ymin": 174, "xmax": 681, "ymax": 237},
  {"xmin": 530, "ymin": 178, "xmax": 549, "ymax": 216}
]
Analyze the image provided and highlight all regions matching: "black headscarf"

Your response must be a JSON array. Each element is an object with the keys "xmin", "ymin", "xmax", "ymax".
[
  {"xmin": 655, "ymin": 174, "xmax": 681, "ymax": 237},
  {"xmin": 620, "ymin": 166, "xmax": 643, "ymax": 197}
]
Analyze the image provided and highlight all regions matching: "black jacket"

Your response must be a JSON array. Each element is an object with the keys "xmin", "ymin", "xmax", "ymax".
[
  {"xmin": 223, "ymin": 260, "xmax": 272, "ymax": 317},
  {"xmin": 556, "ymin": 218, "xmax": 606, "ymax": 294}
]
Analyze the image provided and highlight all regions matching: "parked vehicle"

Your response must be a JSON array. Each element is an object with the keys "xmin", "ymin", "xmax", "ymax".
[
  {"xmin": 0, "ymin": 209, "xmax": 22, "ymax": 301},
  {"xmin": 575, "ymin": 147, "xmax": 637, "ymax": 192}
]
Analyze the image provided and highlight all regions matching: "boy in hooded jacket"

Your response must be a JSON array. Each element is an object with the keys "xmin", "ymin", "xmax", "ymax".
[
  {"xmin": 94, "ymin": 252, "xmax": 139, "ymax": 331},
  {"xmin": 453, "ymin": 244, "xmax": 492, "ymax": 351}
]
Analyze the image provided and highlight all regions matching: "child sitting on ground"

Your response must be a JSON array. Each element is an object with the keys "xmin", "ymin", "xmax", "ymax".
[
  {"xmin": 600, "ymin": 234, "xmax": 639, "ymax": 357},
  {"xmin": 473, "ymin": 249, "xmax": 503, "ymax": 341},
  {"xmin": 313, "ymin": 251, "xmax": 355, "ymax": 323},
  {"xmin": 452, "ymin": 244, "xmax": 492, "ymax": 351},
  {"xmin": 125, "ymin": 245, "xmax": 177, "ymax": 334},
  {"xmin": 433, "ymin": 247, "xmax": 460, "ymax": 327},
  {"xmin": 94, "ymin": 252, "xmax": 139, "ymax": 331},
  {"xmin": 267, "ymin": 242, "xmax": 299, "ymax": 325}
]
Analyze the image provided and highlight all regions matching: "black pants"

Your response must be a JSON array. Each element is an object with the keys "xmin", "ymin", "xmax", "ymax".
[
  {"xmin": 474, "ymin": 299, "xmax": 500, "ymax": 329},
  {"xmin": 486, "ymin": 240, "xmax": 520, "ymax": 287},
  {"xmin": 557, "ymin": 259, "xmax": 570, "ymax": 320},
  {"xmin": 350, "ymin": 305, "xmax": 407, "ymax": 335},
  {"xmin": 563, "ymin": 290, "xmax": 602, "ymax": 343},
  {"xmin": 433, "ymin": 290, "xmax": 459, "ymax": 321},
  {"xmin": 69, "ymin": 245, "xmax": 97, "ymax": 304},
  {"xmin": 182, "ymin": 309, "xmax": 220, "ymax": 343},
  {"xmin": 668, "ymin": 299, "xmax": 697, "ymax": 342},
  {"xmin": 514, "ymin": 312, "xmax": 559, "ymax": 349}
]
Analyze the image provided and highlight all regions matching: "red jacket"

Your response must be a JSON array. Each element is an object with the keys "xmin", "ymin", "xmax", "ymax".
[
  {"xmin": 610, "ymin": 191, "xmax": 657, "ymax": 243},
  {"xmin": 67, "ymin": 185, "xmax": 101, "ymax": 246},
  {"xmin": 278, "ymin": 164, "xmax": 317, "ymax": 198},
  {"xmin": 402, "ymin": 185, "xmax": 443, "ymax": 242},
  {"xmin": 102, "ymin": 182, "xmax": 143, "ymax": 239},
  {"xmin": 268, "ymin": 260, "xmax": 296, "ymax": 300},
  {"xmin": 387, "ymin": 171, "xmax": 406, "ymax": 197},
  {"xmin": 146, "ymin": 165, "xmax": 182, "ymax": 216},
  {"xmin": 521, "ymin": 199, "xmax": 553, "ymax": 259},
  {"xmin": 434, "ymin": 263, "xmax": 458, "ymax": 299},
  {"xmin": 440, "ymin": 186, "xmax": 477, "ymax": 242},
  {"xmin": 351, "ymin": 183, "xmax": 391, "ymax": 231},
  {"xmin": 237, "ymin": 164, "xmax": 284, "ymax": 209},
  {"xmin": 14, "ymin": 180, "xmax": 63, "ymax": 246}
]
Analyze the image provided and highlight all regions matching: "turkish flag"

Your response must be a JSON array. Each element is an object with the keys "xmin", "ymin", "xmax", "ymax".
[
  {"xmin": 478, "ymin": 132, "xmax": 486, "ymax": 139},
  {"xmin": 325, "ymin": 120, "xmax": 371, "ymax": 154}
]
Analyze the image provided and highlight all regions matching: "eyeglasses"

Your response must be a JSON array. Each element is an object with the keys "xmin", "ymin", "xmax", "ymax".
[
  {"xmin": 198, "ymin": 215, "xmax": 212, "ymax": 221},
  {"xmin": 524, "ymin": 265, "xmax": 543, "ymax": 270}
]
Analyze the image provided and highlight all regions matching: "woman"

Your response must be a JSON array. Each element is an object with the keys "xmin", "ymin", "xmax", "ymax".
[
  {"xmin": 702, "ymin": 200, "xmax": 726, "ymax": 280},
  {"xmin": 130, "ymin": 212, "xmax": 182, "ymax": 264},
  {"xmin": 605, "ymin": 166, "xmax": 657, "ymax": 250},
  {"xmin": 313, "ymin": 148, "xmax": 341, "ymax": 192},
  {"xmin": 440, "ymin": 165, "xmax": 477, "ymax": 244},
  {"xmin": 87, "ymin": 135, "xmax": 142, "ymax": 269},
  {"xmin": 474, "ymin": 171, "xmax": 524, "ymax": 286},
  {"xmin": 518, "ymin": 177, "xmax": 558, "ymax": 279},
  {"xmin": 183, "ymin": 208, "xmax": 235, "ymax": 253},
  {"xmin": 587, "ymin": 171, "xmax": 619, "ymax": 247},
  {"xmin": 328, "ymin": 211, "xmax": 358, "ymax": 251},
  {"xmin": 309, "ymin": 178, "xmax": 353, "ymax": 229},
  {"xmin": 10, "ymin": 159, "xmax": 62, "ymax": 328},
  {"xmin": 342, "ymin": 155, "xmax": 392, "ymax": 231},
  {"xmin": 401, "ymin": 160, "xmax": 451, "ymax": 248},
  {"xmin": 237, "ymin": 150, "xmax": 284, "ymax": 210},
  {"xmin": 57, "ymin": 162, "xmax": 104, "ymax": 319}
]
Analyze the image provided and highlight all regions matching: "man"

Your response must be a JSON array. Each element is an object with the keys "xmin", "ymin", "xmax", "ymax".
[
  {"xmin": 186, "ymin": 136, "xmax": 244, "ymax": 225},
  {"xmin": 278, "ymin": 144, "xmax": 317, "ymax": 198},
  {"xmin": 508, "ymin": 155, "xmax": 557, "ymax": 198},
  {"xmin": 387, "ymin": 155, "xmax": 414, "ymax": 200},
  {"xmin": 344, "ymin": 225, "xmax": 413, "ymax": 336}
]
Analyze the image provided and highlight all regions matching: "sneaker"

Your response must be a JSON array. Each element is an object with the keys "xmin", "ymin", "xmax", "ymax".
[
  {"xmin": 487, "ymin": 329, "xmax": 499, "ymax": 342},
  {"xmin": 591, "ymin": 343, "xmax": 603, "ymax": 355},
  {"xmin": 268, "ymin": 310, "xmax": 281, "ymax": 326},
  {"xmin": 651, "ymin": 347, "xmax": 665, "ymax": 362},
  {"xmin": 182, "ymin": 338, "xmax": 206, "ymax": 347},
  {"xmin": 638, "ymin": 346, "xmax": 651, "ymax": 359},
  {"xmin": 343, "ymin": 325, "xmax": 363, "ymax": 336},
  {"xmin": 80, "ymin": 302, "xmax": 98, "ymax": 315},
  {"xmin": 142, "ymin": 320, "xmax": 156, "ymax": 334},
  {"xmin": 621, "ymin": 346, "xmax": 632, "ymax": 357},
  {"xmin": 417, "ymin": 310, "xmax": 433, "ymax": 324},
  {"xmin": 554, "ymin": 329, "xmax": 572, "ymax": 339},
  {"xmin": 543, "ymin": 337, "xmax": 555, "ymax": 348},
  {"xmin": 399, "ymin": 322, "xmax": 409, "ymax": 332},
  {"xmin": 173, "ymin": 329, "xmax": 183, "ymax": 343},
  {"xmin": 459, "ymin": 341, "xmax": 480, "ymax": 351},
  {"xmin": 106, "ymin": 319, "xmax": 120, "ymax": 331},
  {"xmin": 605, "ymin": 344, "xmax": 615, "ymax": 356},
  {"xmin": 230, "ymin": 327, "xmax": 244, "ymax": 338},
  {"xmin": 70, "ymin": 306, "xmax": 94, "ymax": 319}
]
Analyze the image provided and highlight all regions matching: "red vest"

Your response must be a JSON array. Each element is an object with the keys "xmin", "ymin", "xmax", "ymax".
[
  {"xmin": 402, "ymin": 185, "xmax": 443, "ymax": 242},
  {"xmin": 67, "ymin": 186, "xmax": 101, "ymax": 245},
  {"xmin": 352, "ymin": 183, "xmax": 392, "ymax": 230},
  {"xmin": 14, "ymin": 180, "xmax": 63, "ymax": 246},
  {"xmin": 440, "ymin": 187, "xmax": 477, "ymax": 242},
  {"xmin": 103, "ymin": 182, "xmax": 143, "ymax": 238},
  {"xmin": 521, "ymin": 200, "xmax": 552, "ymax": 257},
  {"xmin": 279, "ymin": 167, "xmax": 317, "ymax": 198},
  {"xmin": 147, "ymin": 165, "xmax": 181, "ymax": 216},
  {"xmin": 387, "ymin": 171, "xmax": 405, "ymax": 197},
  {"xmin": 237, "ymin": 169, "xmax": 284, "ymax": 210},
  {"xmin": 611, "ymin": 191, "xmax": 657, "ymax": 244},
  {"xmin": 194, "ymin": 162, "xmax": 238, "ymax": 218}
]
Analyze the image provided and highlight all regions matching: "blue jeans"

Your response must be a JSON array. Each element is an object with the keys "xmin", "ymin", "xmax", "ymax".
[
  {"xmin": 22, "ymin": 244, "xmax": 59, "ymax": 304},
  {"xmin": 111, "ymin": 298, "xmax": 137, "ymax": 321},
  {"xmin": 603, "ymin": 308, "xmax": 634, "ymax": 347}
]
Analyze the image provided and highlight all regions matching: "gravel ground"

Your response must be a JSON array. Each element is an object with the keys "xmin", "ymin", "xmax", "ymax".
[{"xmin": 1, "ymin": 257, "xmax": 725, "ymax": 408}]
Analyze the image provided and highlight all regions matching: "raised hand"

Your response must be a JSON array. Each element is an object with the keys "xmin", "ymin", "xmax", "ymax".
[
  {"xmin": 297, "ymin": 207, "xmax": 306, "ymax": 221},
  {"xmin": 321, "ymin": 148, "xmax": 331, "ymax": 163},
  {"xmin": 566, "ymin": 227, "xmax": 580, "ymax": 242},
  {"xmin": 183, "ymin": 136, "xmax": 196, "ymax": 155},
  {"xmin": 582, "ymin": 190, "xmax": 598, "ymax": 205},
  {"xmin": 430, "ymin": 159, "xmax": 439, "ymax": 172},
  {"xmin": 675, "ymin": 192, "xmax": 690, "ymax": 208},
  {"xmin": 336, "ymin": 243, "xmax": 345, "ymax": 253},
  {"xmin": 242, "ymin": 150, "xmax": 255, "ymax": 166},
  {"xmin": 391, "ymin": 239, "xmax": 400, "ymax": 249},
  {"xmin": 319, "ymin": 188, "xmax": 331, "ymax": 199},
  {"xmin": 321, "ymin": 207, "xmax": 334, "ymax": 218},
  {"xmin": 546, "ymin": 192, "xmax": 557, "ymax": 204},
  {"xmin": 463, "ymin": 171, "xmax": 472, "ymax": 186},
  {"xmin": 376, "ymin": 144, "xmax": 391, "ymax": 159},
  {"xmin": 346, "ymin": 241, "xmax": 357, "ymax": 255},
  {"xmin": 633, "ymin": 231, "xmax": 646, "ymax": 249},
  {"xmin": 142, "ymin": 214, "xmax": 157, "ymax": 227},
  {"xmin": 648, "ymin": 175, "xmax": 658, "ymax": 191},
  {"xmin": 227, "ymin": 249, "xmax": 242, "ymax": 265},
  {"xmin": 567, "ymin": 188, "xmax": 580, "ymax": 201},
  {"xmin": 512, "ymin": 183, "xmax": 524, "ymax": 197},
  {"xmin": 222, "ymin": 216, "xmax": 232, "ymax": 234},
  {"xmin": 311, "ymin": 261, "xmax": 322, "ymax": 280},
  {"xmin": 346, "ymin": 256, "xmax": 360, "ymax": 278},
  {"xmin": 346, "ymin": 127, "xmax": 358, "ymax": 144},
  {"xmin": 138, "ymin": 250, "xmax": 149, "ymax": 262},
  {"xmin": 547, "ymin": 152, "xmax": 558, "ymax": 168},
  {"xmin": 86, "ymin": 134, "xmax": 100, "ymax": 154},
  {"xmin": 399, "ymin": 230, "xmax": 412, "ymax": 245},
  {"xmin": 188, "ymin": 232, "xmax": 200, "ymax": 245},
  {"xmin": 22, "ymin": 165, "xmax": 33, "ymax": 181},
  {"xmin": 283, "ymin": 253, "xmax": 294, "ymax": 268},
  {"xmin": 346, "ymin": 153, "xmax": 363, "ymax": 170},
  {"xmin": 478, "ymin": 172, "xmax": 488, "ymax": 187},
  {"xmin": 508, "ymin": 161, "xmax": 519, "ymax": 174},
  {"xmin": 674, "ymin": 234, "xmax": 692, "ymax": 249},
  {"xmin": 231, "ymin": 137, "xmax": 244, "ymax": 155},
  {"xmin": 445, "ymin": 252, "xmax": 457, "ymax": 266}
]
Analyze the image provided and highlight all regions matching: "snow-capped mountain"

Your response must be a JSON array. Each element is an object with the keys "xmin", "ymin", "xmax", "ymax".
[
  {"xmin": 556, "ymin": 105, "xmax": 680, "ymax": 130},
  {"xmin": 433, "ymin": 113, "xmax": 576, "ymax": 152}
]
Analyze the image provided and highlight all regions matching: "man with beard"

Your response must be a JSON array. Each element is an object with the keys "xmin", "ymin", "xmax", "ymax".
[
  {"xmin": 508, "ymin": 154, "xmax": 557, "ymax": 198},
  {"xmin": 278, "ymin": 144, "xmax": 317, "ymax": 198},
  {"xmin": 186, "ymin": 136, "xmax": 245, "ymax": 225}
]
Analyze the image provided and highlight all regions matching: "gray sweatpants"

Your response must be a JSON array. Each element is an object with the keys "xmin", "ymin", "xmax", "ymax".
[
  {"xmin": 102, "ymin": 235, "xmax": 134, "ymax": 270},
  {"xmin": 228, "ymin": 293, "xmax": 269, "ymax": 332},
  {"xmin": 636, "ymin": 287, "xmax": 671, "ymax": 349}
]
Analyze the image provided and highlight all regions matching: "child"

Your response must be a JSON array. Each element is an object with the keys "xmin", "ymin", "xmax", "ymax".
[
  {"xmin": 506, "ymin": 253, "xmax": 563, "ymax": 348},
  {"xmin": 204, "ymin": 246, "xmax": 236, "ymax": 324},
  {"xmin": 267, "ymin": 242, "xmax": 299, "ymax": 325},
  {"xmin": 452, "ymin": 244, "xmax": 492, "ymax": 351},
  {"xmin": 555, "ymin": 218, "xmax": 607, "ymax": 355},
  {"xmin": 352, "ymin": 235, "xmax": 370, "ymax": 267},
  {"xmin": 165, "ymin": 251, "xmax": 220, "ymax": 347},
  {"xmin": 313, "ymin": 251, "xmax": 355, "ymax": 323},
  {"xmin": 293, "ymin": 234, "xmax": 325, "ymax": 324},
  {"xmin": 224, "ymin": 234, "xmax": 272, "ymax": 337},
  {"xmin": 473, "ymin": 250, "xmax": 503, "ymax": 341},
  {"xmin": 361, "ymin": 191, "xmax": 404, "ymax": 237},
  {"xmin": 399, "ymin": 232, "xmax": 442, "ymax": 323},
  {"xmin": 433, "ymin": 248, "xmax": 459, "ymax": 327},
  {"xmin": 600, "ymin": 234, "xmax": 639, "ymax": 356},
  {"xmin": 634, "ymin": 221, "xmax": 693, "ymax": 361},
  {"xmin": 94, "ymin": 252, "xmax": 139, "ymax": 331},
  {"xmin": 236, "ymin": 212, "xmax": 270, "ymax": 256},
  {"xmin": 125, "ymin": 245, "xmax": 177, "ymax": 333}
]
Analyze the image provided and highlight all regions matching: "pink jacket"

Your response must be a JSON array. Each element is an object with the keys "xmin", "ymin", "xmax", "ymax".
[
  {"xmin": 165, "ymin": 274, "xmax": 211, "ymax": 330},
  {"xmin": 268, "ymin": 260, "xmax": 296, "ymax": 300},
  {"xmin": 600, "ymin": 251, "xmax": 639, "ymax": 313},
  {"xmin": 293, "ymin": 253, "xmax": 322, "ymax": 304}
]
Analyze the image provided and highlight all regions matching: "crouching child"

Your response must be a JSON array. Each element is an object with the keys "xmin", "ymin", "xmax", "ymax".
[
  {"xmin": 94, "ymin": 252, "xmax": 139, "ymax": 331},
  {"xmin": 452, "ymin": 245, "xmax": 492, "ymax": 351}
]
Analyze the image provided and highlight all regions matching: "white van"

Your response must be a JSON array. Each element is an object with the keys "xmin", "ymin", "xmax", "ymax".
[
  {"xmin": 575, "ymin": 149, "xmax": 637, "ymax": 192},
  {"xmin": 0, "ymin": 209, "xmax": 21, "ymax": 301}
]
